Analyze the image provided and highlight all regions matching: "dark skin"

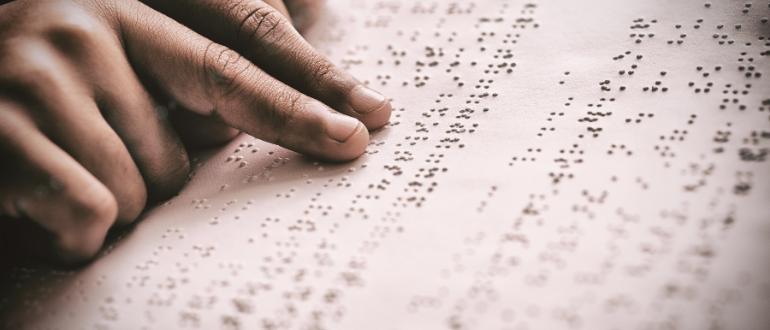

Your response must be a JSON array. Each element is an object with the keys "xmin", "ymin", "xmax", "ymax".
[{"xmin": 0, "ymin": 0, "xmax": 392, "ymax": 264}]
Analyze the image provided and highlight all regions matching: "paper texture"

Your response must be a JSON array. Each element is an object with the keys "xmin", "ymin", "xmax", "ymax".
[{"xmin": 2, "ymin": 0, "xmax": 769, "ymax": 329}]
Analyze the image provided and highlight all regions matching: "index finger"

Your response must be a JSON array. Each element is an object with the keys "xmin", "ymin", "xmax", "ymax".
[
  {"xmin": 141, "ymin": 0, "xmax": 392, "ymax": 130},
  {"xmin": 119, "ymin": 1, "xmax": 369, "ymax": 162}
]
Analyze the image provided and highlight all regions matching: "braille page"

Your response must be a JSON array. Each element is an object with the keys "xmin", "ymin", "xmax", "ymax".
[{"xmin": 1, "ymin": 0, "xmax": 769, "ymax": 329}]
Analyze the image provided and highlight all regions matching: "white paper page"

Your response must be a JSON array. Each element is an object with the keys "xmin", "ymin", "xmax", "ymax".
[{"xmin": 2, "ymin": 0, "xmax": 769, "ymax": 329}]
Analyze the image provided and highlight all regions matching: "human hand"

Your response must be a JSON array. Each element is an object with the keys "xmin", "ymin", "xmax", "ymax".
[{"xmin": 0, "ymin": 0, "xmax": 392, "ymax": 264}]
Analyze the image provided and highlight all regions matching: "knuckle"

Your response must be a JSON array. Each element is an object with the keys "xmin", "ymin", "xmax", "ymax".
[
  {"xmin": 0, "ymin": 1, "xmax": 103, "ymax": 64},
  {"xmin": 69, "ymin": 184, "xmax": 118, "ymax": 229},
  {"xmin": 201, "ymin": 43, "xmax": 250, "ymax": 104},
  {"xmin": 56, "ymin": 185, "xmax": 117, "ymax": 263},
  {"xmin": 231, "ymin": 2, "xmax": 290, "ymax": 52},
  {"xmin": 232, "ymin": 2, "xmax": 273, "ymax": 35},
  {"xmin": 0, "ymin": 39, "xmax": 78, "ymax": 111},
  {"xmin": 0, "ymin": 40, "xmax": 56, "ymax": 90},
  {"xmin": 38, "ymin": 4, "xmax": 103, "ymax": 56}
]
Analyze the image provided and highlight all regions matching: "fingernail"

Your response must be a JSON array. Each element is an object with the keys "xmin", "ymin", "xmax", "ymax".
[
  {"xmin": 349, "ymin": 85, "xmax": 386, "ymax": 114},
  {"xmin": 327, "ymin": 113, "xmax": 360, "ymax": 142}
]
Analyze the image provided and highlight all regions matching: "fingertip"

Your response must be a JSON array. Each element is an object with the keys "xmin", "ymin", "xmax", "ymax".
[
  {"xmin": 326, "ymin": 112, "xmax": 360, "ymax": 143},
  {"xmin": 320, "ymin": 116, "xmax": 369, "ymax": 162},
  {"xmin": 361, "ymin": 97, "xmax": 392, "ymax": 130},
  {"xmin": 348, "ymin": 85, "xmax": 392, "ymax": 130},
  {"xmin": 336, "ymin": 121, "xmax": 370, "ymax": 161}
]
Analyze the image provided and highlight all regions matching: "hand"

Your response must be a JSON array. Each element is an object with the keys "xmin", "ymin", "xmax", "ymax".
[
  {"xmin": 261, "ymin": 0, "xmax": 324, "ymax": 34},
  {"xmin": 0, "ymin": 0, "xmax": 392, "ymax": 264}
]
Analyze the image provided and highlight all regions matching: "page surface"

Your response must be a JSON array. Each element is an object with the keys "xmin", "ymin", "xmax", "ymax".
[{"xmin": 1, "ymin": 0, "xmax": 769, "ymax": 329}]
